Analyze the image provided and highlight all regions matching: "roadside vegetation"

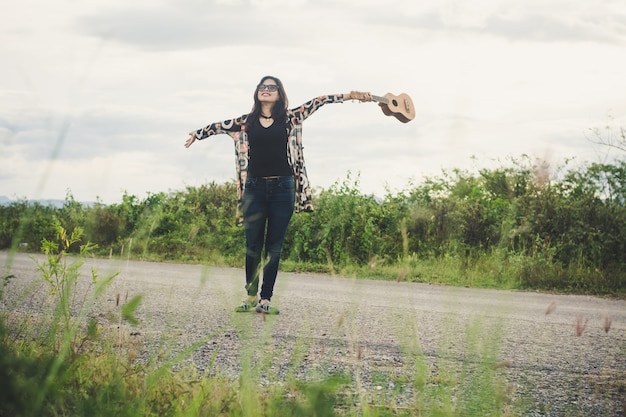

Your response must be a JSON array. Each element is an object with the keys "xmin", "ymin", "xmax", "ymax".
[
  {"xmin": 2, "ymin": 156, "xmax": 624, "ymax": 295},
  {"xmin": 1, "ymin": 226, "xmax": 520, "ymax": 416}
]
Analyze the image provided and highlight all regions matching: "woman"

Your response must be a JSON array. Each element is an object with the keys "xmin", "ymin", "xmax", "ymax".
[{"xmin": 185, "ymin": 75, "xmax": 372, "ymax": 314}]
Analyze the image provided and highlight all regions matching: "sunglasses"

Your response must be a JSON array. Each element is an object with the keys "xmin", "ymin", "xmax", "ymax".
[{"xmin": 257, "ymin": 84, "xmax": 279, "ymax": 92}]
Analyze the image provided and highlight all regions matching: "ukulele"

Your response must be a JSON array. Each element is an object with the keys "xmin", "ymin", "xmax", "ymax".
[{"xmin": 351, "ymin": 91, "xmax": 415, "ymax": 123}]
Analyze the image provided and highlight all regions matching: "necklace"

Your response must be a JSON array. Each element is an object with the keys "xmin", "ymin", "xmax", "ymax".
[{"xmin": 260, "ymin": 113, "xmax": 272, "ymax": 120}]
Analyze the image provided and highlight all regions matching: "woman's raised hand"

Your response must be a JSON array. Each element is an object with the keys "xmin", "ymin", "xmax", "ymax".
[
  {"xmin": 348, "ymin": 91, "xmax": 373, "ymax": 102},
  {"xmin": 184, "ymin": 132, "xmax": 196, "ymax": 148}
]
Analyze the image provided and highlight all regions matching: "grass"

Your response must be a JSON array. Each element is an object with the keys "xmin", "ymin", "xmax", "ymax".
[
  {"xmin": 286, "ymin": 253, "xmax": 518, "ymax": 291},
  {"xmin": 282, "ymin": 250, "xmax": 626, "ymax": 298},
  {"xmin": 1, "ymin": 227, "xmax": 624, "ymax": 416}
]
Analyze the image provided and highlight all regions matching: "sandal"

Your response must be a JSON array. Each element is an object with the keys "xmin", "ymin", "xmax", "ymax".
[
  {"xmin": 234, "ymin": 298, "xmax": 258, "ymax": 312},
  {"xmin": 255, "ymin": 299, "xmax": 279, "ymax": 315}
]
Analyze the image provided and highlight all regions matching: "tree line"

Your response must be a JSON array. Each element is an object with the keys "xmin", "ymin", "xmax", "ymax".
[{"xmin": 1, "ymin": 157, "xmax": 624, "ymax": 294}]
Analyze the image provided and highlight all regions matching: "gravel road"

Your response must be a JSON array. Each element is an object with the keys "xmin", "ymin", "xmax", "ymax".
[{"xmin": 2, "ymin": 251, "xmax": 625, "ymax": 416}]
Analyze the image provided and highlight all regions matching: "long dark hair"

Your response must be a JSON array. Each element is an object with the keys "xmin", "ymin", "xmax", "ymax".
[{"xmin": 246, "ymin": 75, "xmax": 289, "ymax": 129}]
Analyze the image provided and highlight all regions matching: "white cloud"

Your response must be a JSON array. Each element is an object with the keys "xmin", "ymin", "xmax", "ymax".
[{"xmin": 1, "ymin": 0, "xmax": 626, "ymax": 204}]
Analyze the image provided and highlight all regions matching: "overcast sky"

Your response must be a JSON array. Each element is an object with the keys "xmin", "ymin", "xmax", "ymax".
[{"xmin": 2, "ymin": 0, "xmax": 625, "ymax": 204}]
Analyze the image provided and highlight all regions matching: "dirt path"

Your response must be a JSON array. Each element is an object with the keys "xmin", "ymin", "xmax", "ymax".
[{"xmin": 2, "ymin": 251, "xmax": 625, "ymax": 416}]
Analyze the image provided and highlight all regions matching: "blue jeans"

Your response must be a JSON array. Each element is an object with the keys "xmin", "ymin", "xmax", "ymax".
[{"xmin": 242, "ymin": 176, "xmax": 295, "ymax": 301}]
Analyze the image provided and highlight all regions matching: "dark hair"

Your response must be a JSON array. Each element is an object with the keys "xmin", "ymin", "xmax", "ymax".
[{"xmin": 246, "ymin": 75, "xmax": 288, "ymax": 129}]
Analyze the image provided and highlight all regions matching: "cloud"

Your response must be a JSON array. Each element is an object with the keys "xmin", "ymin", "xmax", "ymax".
[
  {"xmin": 362, "ymin": 1, "xmax": 626, "ymax": 45},
  {"xmin": 483, "ymin": 12, "xmax": 626, "ymax": 44},
  {"xmin": 76, "ymin": 3, "xmax": 309, "ymax": 51},
  {"xmin": 2, "ymin": 0, "xmax": 625, "ymax": 205}
]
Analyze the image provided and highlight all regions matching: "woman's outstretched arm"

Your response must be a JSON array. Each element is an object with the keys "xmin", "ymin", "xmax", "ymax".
[
  {"xmin": 184, "ymin": 114, "xmax": 248, "ymax": 148},
  {"xmin": 289, "ymin": 91, "xmax": 372, "ymax": 123}
]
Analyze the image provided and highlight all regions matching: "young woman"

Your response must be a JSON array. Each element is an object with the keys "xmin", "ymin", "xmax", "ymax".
[{"xmin": 184, "ymin": 75, "xmax": 372, "ymax": 314}]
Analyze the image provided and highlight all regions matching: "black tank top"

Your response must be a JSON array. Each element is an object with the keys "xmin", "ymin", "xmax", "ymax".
[{"xmin": 247, "ymin": 119, "xmax": 292, "ymax": 178}]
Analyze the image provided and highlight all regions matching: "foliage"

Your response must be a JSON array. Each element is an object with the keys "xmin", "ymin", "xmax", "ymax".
[
  {"xmin": 0, "ymin": 159, "xmax": 625, "ymax": 294},
  {"xmin": 0, "ymin": 211, "xmax": 620, "ymax": 416},
  {"xmin": 0, "ymin": 224, "xmax": 143, "ymax": 416},
  {"xmin": 0, "ymin": 248, "xmax": 519, "ymax": 416}
]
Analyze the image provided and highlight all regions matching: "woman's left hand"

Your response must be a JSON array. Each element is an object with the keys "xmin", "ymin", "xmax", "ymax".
[{"xmin": 347, "ymin": 91, "xmax": 373, "ymax": 102}]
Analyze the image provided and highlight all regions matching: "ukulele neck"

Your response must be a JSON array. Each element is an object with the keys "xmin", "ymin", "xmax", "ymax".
[{"xmin": 371, "ymin": 95, "xmax": 388, "ymax": 104}]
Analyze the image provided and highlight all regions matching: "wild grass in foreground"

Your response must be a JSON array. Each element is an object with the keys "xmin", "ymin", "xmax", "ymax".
[
  {"xmin": 0, "ymin": 226, "xmax": 525, "ymax": 416},
  {"xmin": 2, "ymin": 229, "xmax": 624, "ymax": 416},
  {"xmin": 9, "ymin": 230, "xmax": 616, "ymax": 417},
  {"xmin": 0, "ymin": 316, "xmax": 517, "ymax": 417}
]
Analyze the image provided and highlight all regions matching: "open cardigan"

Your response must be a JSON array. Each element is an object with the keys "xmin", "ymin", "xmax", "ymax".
[{"xmin": 194, "ymin": 94, "xmax": 346, "ymax": 225}]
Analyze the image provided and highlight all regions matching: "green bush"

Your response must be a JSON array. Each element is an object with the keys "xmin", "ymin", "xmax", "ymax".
[{"xmin": 1, "ymin": 158, "xmax": 624, "ymax": 294}]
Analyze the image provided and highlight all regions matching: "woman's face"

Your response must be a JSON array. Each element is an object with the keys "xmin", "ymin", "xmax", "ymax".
[{"xmin": 257, "ymin": 79, "xmax": 280, "ymax": 104}]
